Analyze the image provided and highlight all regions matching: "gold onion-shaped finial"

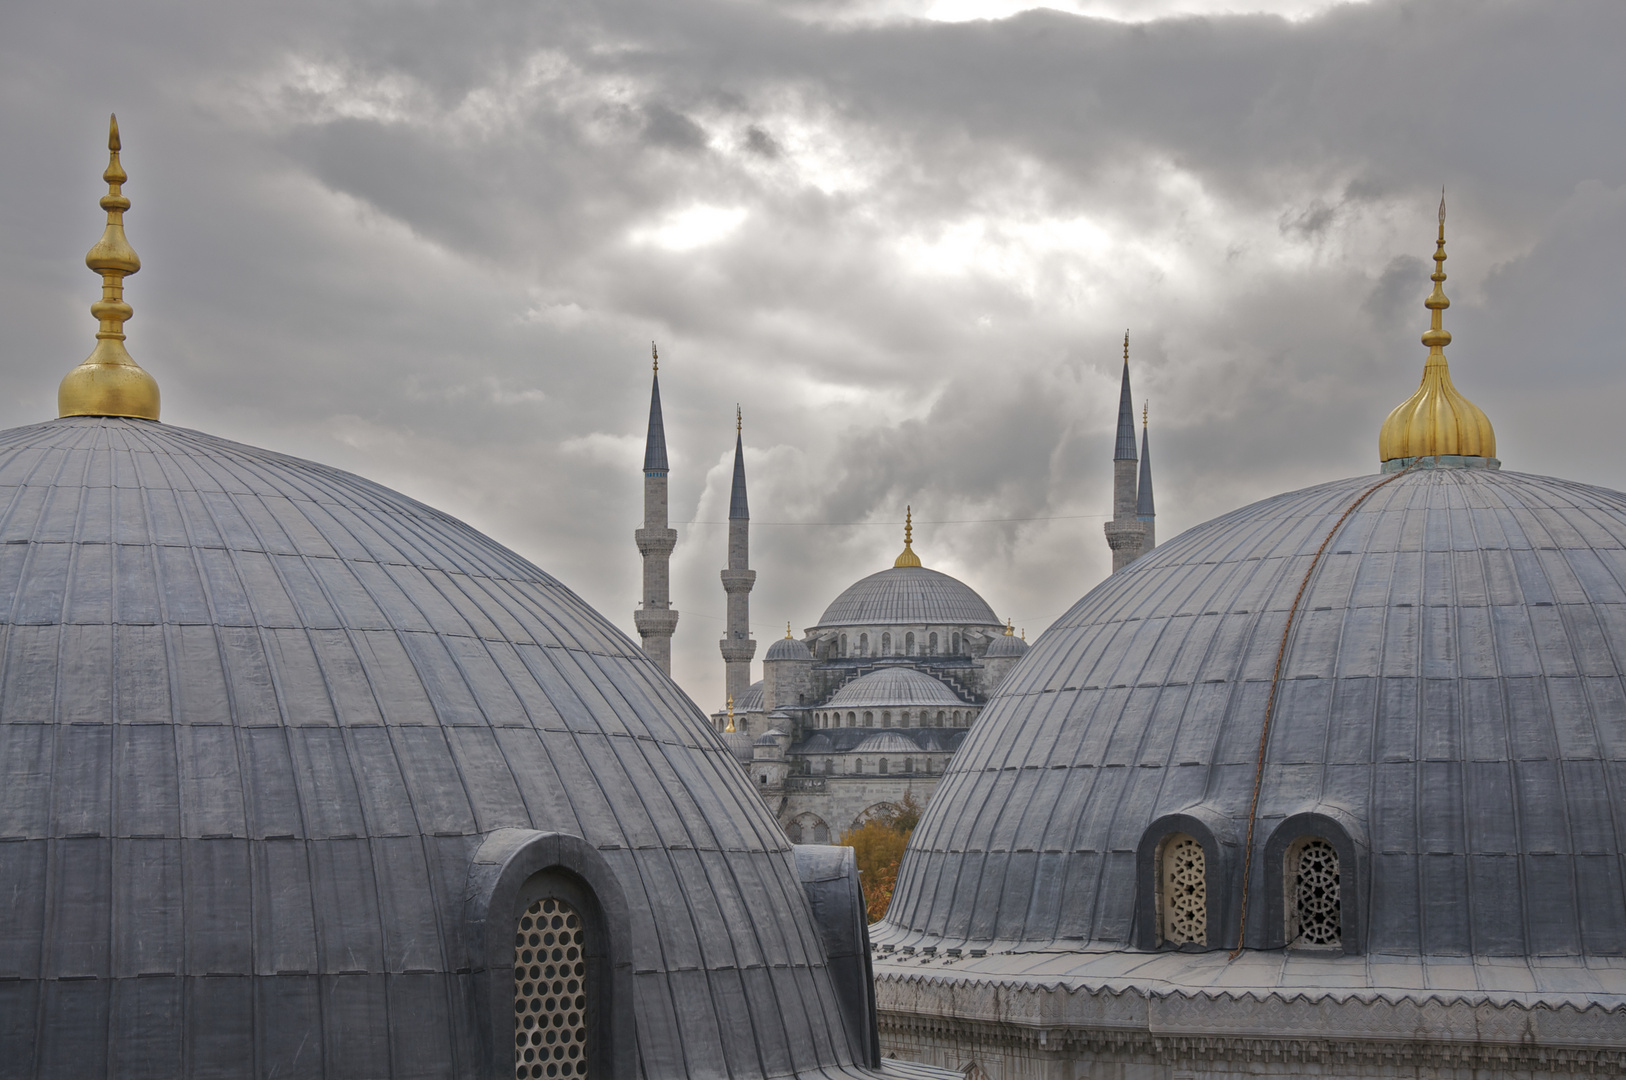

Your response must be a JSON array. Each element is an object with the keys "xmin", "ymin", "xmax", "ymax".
[
  {"xmin": 894, "ymin": 506, "xmax": 922, "ymax": 567},
  {"xmin": 725, "ymin": 694, "xmax": 735, "ymax": 733},
  {"xmin": 1004, "ymin": 618, "xmax": 1014, "ymax": 636},
  {"xmin": 59, "ymin": 115, "xmax": 160, "ymax": 421},
  {"xmin": 1377, "ymin": 193, "xmax": 1493, "ymax": 463}
]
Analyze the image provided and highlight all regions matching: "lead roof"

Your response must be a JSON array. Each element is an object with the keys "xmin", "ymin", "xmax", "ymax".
[
  {"xmin": 813, "ymin": 566, "xmax": 1000, "ymax": 629},
  {"xmin": 889, "ymin": 466, "xmax": 1626, "ymax": 959},
  {"xmin": 0, "ymin": 417, "xmax": 864, "ymax": 1079}
]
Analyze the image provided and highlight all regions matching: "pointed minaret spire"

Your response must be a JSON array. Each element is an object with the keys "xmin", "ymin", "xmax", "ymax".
[
  {"xmin": 1104, "ymin": 330, "xmax": 1146, "ymax": 572},
  {"xmin": 634, "ymin": 343, "xmax": 678, "ymax": 674},
  {"xmin": 60, "ymin": 115, "xmax": 160, "ymax": 421},
  {"xmin": 1136, "ymin": 400, "xmax": 1156, "ymax": 552},
  {"xmin": 720, "ymin": 407, "xmax": 757, "ymax": 707}
]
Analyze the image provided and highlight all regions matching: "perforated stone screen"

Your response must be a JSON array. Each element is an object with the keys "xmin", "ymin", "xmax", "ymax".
[
  {"xmin": 1289, "ymin": 838, "xmax": 1341, "ymax": 947},
  {"xmin": 1160, "ymin": 835, "xmax": 1206, "ymax": 946},
  {"xmin": 514, "ymin": 898, "xmax": 589, "ymax": 1079}
]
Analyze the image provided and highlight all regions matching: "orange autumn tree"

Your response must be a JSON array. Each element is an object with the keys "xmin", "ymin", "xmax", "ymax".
[{"xmin": 840, "ymin": 791, "xmax": 922, "ymax": 922}]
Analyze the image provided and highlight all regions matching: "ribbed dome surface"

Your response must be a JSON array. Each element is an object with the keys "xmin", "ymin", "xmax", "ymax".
[
  {"xmin": 827, "ymin": 667, "xmax": 964, "ymax": 709},
  {"xmin": 982, "ymin": 633, "xmax": 1028, "ymax": 658},
  {"xmin": 765, "ymin": 635, "xmax": 813, "ymax": 661},
  {"xmin": 890, "ymin": 466, "xmax": 1626, "ymax": 957},
  {"xmin": 813, "ymin": 566, "xmax": 998, "ymax": 628},
  {"xmin": 0, "ymin": 418, "xmax": 858, "ymax": 1078},
  {"xmin": 852, "ymin": 733, "xmax": 920, "ymax": 755}
]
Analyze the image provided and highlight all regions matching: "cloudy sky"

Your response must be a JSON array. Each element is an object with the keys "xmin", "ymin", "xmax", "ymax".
[{"xmin": 2, "ymin": 0, "xmax": 1623, "ymax": 710}]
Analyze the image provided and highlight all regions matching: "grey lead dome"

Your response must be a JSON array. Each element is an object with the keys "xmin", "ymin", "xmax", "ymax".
[
  {"xmin": 813, "ymin": 566, "xmax": 999, "ymax": 629},
  {"xmin": 0, "ymin": 417, "xmax": 869, "ymax": 1078},
  {"xmin": 889, "ymin": 465, "xmax": 1626, "ymax": 956}
]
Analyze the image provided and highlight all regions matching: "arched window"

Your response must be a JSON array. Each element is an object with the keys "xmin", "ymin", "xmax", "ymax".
[
  {"xmin": 903, "ymin": 758, "xmax": 913, "ymax": 773},
  {"xmin": 879, "ymin": 758, "xmax": 889, "ymax": 774},
  {"xmin": 840, "ymin": 634, "xmax": 848, "ymax": 657},
  {"xmin": 953, "ymin": 710, "xmax": 961, "ymax": 725},
  {"xmin": 1286, "ymin": 837, "xmax": 1341, "ymax": 948},
  {"xmin": 929, "ymin": 632, "xmax": 938, "ymax": 654},
  {"xmin": 787, "ymin": 820, "xmax": 803, "ymax": 843},
  {"xmin": 882, "ymin": 710, "xmax": 891, "ymax": 725},
  {"xmin": 905, "ymin": 632, "xmax": 916, "ymax": 655},
  {"xmin": 1158, "ymin": 834, "xmax": 1206, "ymax": 947},
  {"xmin": 847, "ymin": 711, "xmax": 856, "ymax": 727},
  {"xmin": 514, "ymin": 897, "xmax": 588, "ymax": 1080},
  {"xmin": 858, "ymin": 633, "xmax": 868, "ymax": 656},
  {"xmin": 936, "ymin": 710, "xmax": 945, "ymax": 726},
  {"xmin": 952, "ymin": 632, "xmax": 961, "ymax": 654},
  {"xmin": 881, "ymin": 632, "xmax": 891, "ymax": 654},
  {"xmin": 863, "ymin": 711, "xmax": 873, "ymax": 727}
]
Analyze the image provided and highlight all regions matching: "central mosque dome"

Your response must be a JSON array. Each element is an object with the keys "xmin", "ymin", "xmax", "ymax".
[{"xmin": 813, "ymin": 510, "xmax": 1000, "ymax": 630}]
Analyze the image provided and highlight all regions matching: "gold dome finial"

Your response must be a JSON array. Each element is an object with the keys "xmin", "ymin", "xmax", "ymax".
[
  {"xmin": 786, "ymin": 622, "xmax": 793, "ymax": 639},
  {"xmin": 59, "ymin": 115, "xmax": 160, "ymax": 422},
  {"xmin": 1004, "ymin": 618, "xmax": 1014, "ymax": 636},
  {"xmin": 1377, "ymin": 192, "xmax": 1495, "ymax": 464},
  {"xmin": 652, "ymin": 341, "xmax": 658, "ymax": 374},
  {"xmin": 725, "ymin": 694, "xmax": 735, "ymax": 733},
  {"xmin": 894, "ymin": 506, "xmax": 922, "ymax": 567}
]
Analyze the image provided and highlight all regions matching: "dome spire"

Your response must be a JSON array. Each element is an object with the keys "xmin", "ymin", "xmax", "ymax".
[
  {"xmin": 1377, "ymin": 193, "xmax": 1496, "ymax": 466},
  {"xmin": 59, "ymin": 114, "xmax": 160, "ymax": 421},
  {"xmin": 895, "ymin": 506, "xmax": 922, "ymax": 567}
]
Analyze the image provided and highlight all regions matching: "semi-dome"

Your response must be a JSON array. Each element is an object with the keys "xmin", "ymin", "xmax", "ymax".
[
  {"xmin": 887, "ymin": 463, "xmax": 1626, "ymax": 958},
  {"xmin": 827, "ymin": 667, "xmax": 964, "ymax": 709},
  {"xmin": 0, "ymin": 414, "xmax": 880, "ymax": 1077},
  {"xmin": 813, "ymin": 567, "xmax": 998, "ymax": 629},
  {"xmin": 853, "ymin": 733, "xmax": 922, "ymax": 755}
]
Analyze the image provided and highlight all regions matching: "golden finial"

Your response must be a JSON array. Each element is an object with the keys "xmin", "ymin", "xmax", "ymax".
[
  {"xmin": 1021, "ymin": 628, "xmax": 1026, "ymax": 641},
  {"xmin": 652, "ymin": 341, "xmax": 658, "ymax": 374},
  {"xmin": 1004, "ymin": 618, "xmax": 1014, "ymax": 637},
  {"xmin": 894, "ymin": 506, "xmax": 922, "ymax": 567},
  {"xmin": 786, "ymin": 622, "xmax": 793, "ymax": 639},
  {"xmin": 1377, "ymin": 192, "xmax": 1495, "ymax": 464},
  {"xmin": 59, "ymin": 115, "xmax": 160, "ymax": 421},
  {"xmin": 725, "ymin": 694, "xmax": 735, "ymax": 733}
]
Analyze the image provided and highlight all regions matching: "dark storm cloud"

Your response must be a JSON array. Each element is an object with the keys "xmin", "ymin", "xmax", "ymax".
[{"xmin": 2, "ymin": 0, "xmax": 1624, "ymax": 707}]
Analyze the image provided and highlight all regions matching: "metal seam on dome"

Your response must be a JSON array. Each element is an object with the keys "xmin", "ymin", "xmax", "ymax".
[{"xmin": 1230, "ymin": 456, "xmax": 1426, "ymax": 958}]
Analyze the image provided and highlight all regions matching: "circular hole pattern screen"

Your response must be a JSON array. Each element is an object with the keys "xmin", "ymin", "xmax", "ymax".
[
  {"xmin": 1292, "ymin": 838, "xmax": 1342, "ymax": 947},
  {"xmin": 514, "ymin": 898, "xmax": 588, "ymax": 1079},
  {"xmin": 1161, "ymin": 835, "xmax": 1206, "ymax": 946}
]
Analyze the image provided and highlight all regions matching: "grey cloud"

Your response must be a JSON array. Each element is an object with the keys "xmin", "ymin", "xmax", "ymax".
[{"xmin": 3, "ymin": 0, "xmax": 1625, "ymax": 709}]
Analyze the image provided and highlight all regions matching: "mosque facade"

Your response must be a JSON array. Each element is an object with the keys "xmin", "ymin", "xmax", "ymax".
[
  {"xmin": 867, "ymin": 204, "xmax": 1626, "ymax": 1078},
  {"xmin": 632, "ymin": 333, "xmax": 1161, "ymax": 846}
]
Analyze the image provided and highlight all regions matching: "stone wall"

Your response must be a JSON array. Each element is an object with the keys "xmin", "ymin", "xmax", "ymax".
[{"xmin": 775, "ymin": 774, "xmax": 944, "ymax": 840}]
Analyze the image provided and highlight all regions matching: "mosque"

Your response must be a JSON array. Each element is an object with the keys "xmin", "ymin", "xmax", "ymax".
[
  {"xmin": 5, "ymin": 118, "xmax": 1624, "ymax": 1080},
  {"xmin": 631, "ymin": 338, "xmax": 1160, "ymax": 844},
  {"xmin": 868, "ymin": 200, "xmax": 1626, "ymax": 1077},
  {"xmin": 0, "ymin": 118, "xmax": 923, "ymax": 1080}
]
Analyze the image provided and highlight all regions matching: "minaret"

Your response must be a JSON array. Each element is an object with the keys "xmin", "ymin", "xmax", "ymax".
[
  {"xmin": 1103, "ymin": 331, "xmax": 1145, "ymax": 571},
  {"xmin": 720, "ymin": 406, "xmax": 757, "ymax": 705},
  {"xmin": 633, "ymin": 344, "xmax": 679, "ymax": 674},
  {"xmin": 59, "ymin": 115, "xmax": 160, "ymax": 422},
  {"xmin": 1136, "ymin": 400, "xmax": 1156, "ymax": 553}
]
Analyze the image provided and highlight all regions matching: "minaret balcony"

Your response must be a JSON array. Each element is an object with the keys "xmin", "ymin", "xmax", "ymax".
[
  {"xmin": 720, "ymin": 568, "xmax": 757, "ymax": 593},
  {"xmin": 635, "ymin": 526, "xmax": 677, "ymax": 557},
  {"xmin": 1104, "ymin": 520, "xmax": 1145, "ymax": 552},
  {"xmin": 634, "ymin": 608, "xmax": 679, "ymax": 636},
  {"xmin": 719, "ymin": 638, "xmax": 758, "ymax": 663}
]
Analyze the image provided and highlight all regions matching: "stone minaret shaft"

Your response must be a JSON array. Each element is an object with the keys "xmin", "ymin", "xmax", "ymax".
[
  {"xmin": 1104, "ymin": 332, "xmax": 1146, "ymax": 572},
  {"xmin": 634, "ymin": 348, "xmax": 679, "ymax": 673},
  {"xmin": 720, "ymin": 408, "xmax": 757, "ymax": 704},
  {"xmin": 1137, "ymin": 403, "xmax": 1156, "ymax": 554}
]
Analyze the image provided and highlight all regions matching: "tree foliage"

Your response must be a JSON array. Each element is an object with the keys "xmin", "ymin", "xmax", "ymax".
[{"xmin": 840, "ymin": 791, "xmax": 922, "ymax": 923}]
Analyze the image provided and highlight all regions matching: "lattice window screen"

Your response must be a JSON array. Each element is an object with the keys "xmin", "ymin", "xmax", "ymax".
[
  {"xmin": 514, "ymin": 898, "xmax": 589, "ymax": 1079},
  {"xmin": 1290, "ymin": 838, "xmax": 1341, "ymax": 947},
  {"xmin": 1160, "ymin": 835, "xmax": 1206, "ymax": 945}
]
